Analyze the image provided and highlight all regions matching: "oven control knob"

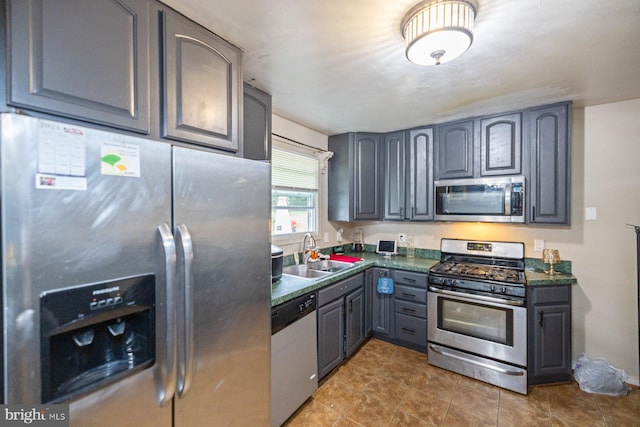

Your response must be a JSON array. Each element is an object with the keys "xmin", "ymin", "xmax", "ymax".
[{"xmin": 500, "ymin": 286, "xmax": 507, "ymax": 293}]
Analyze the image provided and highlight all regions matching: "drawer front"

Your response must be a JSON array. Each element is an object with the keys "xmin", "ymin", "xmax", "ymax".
[
  {"xmin": 394, "ymin": 285, "xmax": 427, "ymax": 304},
  {"xmin": 394, "ymin": 300, "xmax": 426, "ymax": 319},
  {"xmin": 393, "ymin": 270, "xmax": 427, "ymax": 288},
  {"xmin": 394, "ymin": 313, "xmax": 427, "ymax": 347},
  {"xmin": 529, "ymin": 285, "xmax": 570, "ymax": 304},
  {"xmin": 318, "ymin": 272, "xmax": 364, "ymax": 306}
]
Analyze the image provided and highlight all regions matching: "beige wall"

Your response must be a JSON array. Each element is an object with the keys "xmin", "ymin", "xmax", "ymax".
[{"xmin": 329, "ymin": 99, "xmax": 640, "ymax": 385}]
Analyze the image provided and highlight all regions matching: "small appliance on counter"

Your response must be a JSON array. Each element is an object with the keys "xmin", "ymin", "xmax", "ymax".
[
  {"xmin": 271, "ymin": 244, "xmax": 283, "ymax": 282},
  {"xmin": 352, "ymin": 229, "xmax": 365, "ymax": 252}
]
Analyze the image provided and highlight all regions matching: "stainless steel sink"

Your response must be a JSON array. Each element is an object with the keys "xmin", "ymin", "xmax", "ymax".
[
  {"xmin": 282, "ymin": 260, "xmax": 355, "ymax": 280},
  {"xmin": 282, "ymin": 264, "xmax": 332, "ymax": 279},
  {"xmin": 306, "ymin": 260, "xmax": 353, "ymax": 273}
]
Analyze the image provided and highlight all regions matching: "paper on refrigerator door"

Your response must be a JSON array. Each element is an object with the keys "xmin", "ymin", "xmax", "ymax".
[
  {"xmin": 100, "ymin": 141, "xmax": 140, "ymax": 177},
  {"xmin": 36, "ymin": 120, "xmax": 87, "ymax": 190}
]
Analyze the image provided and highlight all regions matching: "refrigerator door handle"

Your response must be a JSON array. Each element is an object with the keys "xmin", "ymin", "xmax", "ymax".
[
  {"xmin": 157, "ymin": 223, "xmax": 178, "ymax": 406},
  {"xmin": 176, "ymin": 224, "xmax": 195, "ymax": 398}
]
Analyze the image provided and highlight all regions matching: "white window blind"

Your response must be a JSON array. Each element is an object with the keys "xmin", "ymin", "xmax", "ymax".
[{"xmin": 272, "ymin": 148, "xmax": 318, "ymax": 190}]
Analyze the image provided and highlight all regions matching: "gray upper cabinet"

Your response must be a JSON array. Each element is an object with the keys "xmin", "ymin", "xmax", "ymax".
[
  {"xmin": 383, "ymin": 132, "xmax": 406, "ymax": 220},
  {"xmin": 434, "ymin": 120, "xmax": 474, "ymax": 180},
  {"xmin": 242, "ymin": 83, "xmax": 272, "ymax": 161},
  {"xmin": 480, "ymin": 113, "xmax": 522, "ymax": 176},
  {"xmin": 406, "ymin": 127, "xmax": 434, "ymax": 220},
  {"xmin": 7, "ymin": 0, "xmax": 150, "ymax": 133},
  {"xmin": 161, "ymin": 9, "xmax": 241, "ymax": 151},
  {"xmin": 526, "ymin": 102, "xmax": 571, "ymax": 224},
  {"xmin": 328, "ymin": 133, "xmax": 382, "ymax": 221}
]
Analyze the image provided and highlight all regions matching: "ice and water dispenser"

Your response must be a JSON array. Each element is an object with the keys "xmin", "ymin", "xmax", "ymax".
[{"xmin": 40, "ymin": 274, "xmax": 155, "ymax": 403}]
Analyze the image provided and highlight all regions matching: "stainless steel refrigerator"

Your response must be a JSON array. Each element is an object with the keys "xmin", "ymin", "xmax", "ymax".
[{"xmin": 1, "ymin": 113, "xmax": 271, "ymax": 426}]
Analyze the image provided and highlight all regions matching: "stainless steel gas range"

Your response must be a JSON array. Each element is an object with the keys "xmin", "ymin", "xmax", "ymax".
[{"xmin": 427, "ymin": 238, "xmax": 528, "ymax": 394}]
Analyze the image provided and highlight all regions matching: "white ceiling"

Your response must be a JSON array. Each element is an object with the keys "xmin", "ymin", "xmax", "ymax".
[{"xmin": 162, "ymin": 0, "xmax": 640, "ymax": 135}]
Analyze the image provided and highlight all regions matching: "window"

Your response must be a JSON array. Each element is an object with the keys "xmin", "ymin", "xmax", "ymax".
[{"xmin": 272, "ymin": 145, "xmax": 319, "ymax": 237}]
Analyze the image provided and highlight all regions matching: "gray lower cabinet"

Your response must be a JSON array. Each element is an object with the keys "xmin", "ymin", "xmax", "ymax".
[
  {"xmin": 393, "ymin": 270, "xmax": 428, "ymax": 352},
  {"xmin": 161, "ymin": 8, "xmax": 241, "ymax": 151},
  {"xmin": 371, "ymin": 268, "xmax": 394, "ymax": 339},
  {"xmin": 528, "ymin": 285, "xmax": 572, "ymax": 385},
  {"xmin": 526, "ymin": 102, "xmax": 571, "ymax": 225},
  {"xmin": 7, "ymin": 0, "xmax": 151, "ymax": 133},
  {"xmin": 434, "ymin": 119, "xmax": 475, "ymax": 180},
  {"xmin": 383, "ymin": 132, "xmax": 406, "ymax": 220},
  {"xmin": 317, "ymin": 298, "xmax": 345, "ymax": 379},
  {"xmin": 406, "ymin": 127, "xmax": 434, "ymax": 220},
  {"xmin": 242, "ymin": 83, "xmax": 272, "ymax": 160},
  {"xmin": 328, "ymin": 133, "xmax": 382, "ymax": 221},
  {"xmin": 317, "ymin": 273, "xmax": 365, "ymax": 379},
  {"xmin": 365, "ymin": 268, "xmax": 374, "ymax": 337}
]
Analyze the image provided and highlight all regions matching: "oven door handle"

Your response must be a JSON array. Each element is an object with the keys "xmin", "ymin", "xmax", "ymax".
[
  {"xmin": 429, "ymin": 345, "xmax": 525, "ymax": 376},
  {"xmin": 428, "ymin": 286, "xmax": 525, "ymax": 306}
]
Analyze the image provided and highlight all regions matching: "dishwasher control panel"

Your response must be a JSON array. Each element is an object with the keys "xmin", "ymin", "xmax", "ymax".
[{"xmin": 271, "ymin": 293, "xmax": 316, "ymax": 334}]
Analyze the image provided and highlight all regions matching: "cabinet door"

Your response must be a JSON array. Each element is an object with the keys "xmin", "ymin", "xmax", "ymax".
[
  {"xmin": 345, "ymin": 288, "xmax": 365, "ymax": 357},
  {"xmin": 317, "ymin": 298, "xmax": 345, "ymax": 379},
  {"xmin": 365, "ymin": 269, "xmax": 374, "ymax": 337},
  {"xmin": 162, "ymin": 10, "xmax": 240, "ymax": 151},
  {"xmin": 354, "ymin": 134, "xmax": 382, "ymax": 220},
  {"xmin": 530, "ymin": 303, "xmax": 571, "ymax": 382},
  {"xmin": 8, "ymin": 0, "xmax": 150, "ymax": 133},
  {"xmin": 435, "ymin": 120, "xmax": 474, "ymax": 180},
  {"xmin": 372, "ymin": 269, "xmax": 394, "ymax": 338},
  {"xmin": 243, "ymin": 83, "xmax": 272, "ymax": 160},
  {"xmin": 383, "ymin": 132, "xmax": 406, "ymax": 220},
  {"xmin": 527, "ymin": 103, "xmax": 571, "ymax": 224},
  {"xmin": 480, "ymin": 113, "xmax": 522, "ymax": 176},
  {"xmin": 406, "ymin": 127, "xmax": 434, "ymax": 220}
]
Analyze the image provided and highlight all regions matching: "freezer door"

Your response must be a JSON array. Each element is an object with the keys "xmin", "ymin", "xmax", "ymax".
[
  {"xmin": 172, "ymin": 147, "xmax": 271, "ymax": 426},
  {"xmin": 1, "ymin": 114, "xmax": 172, "ymax": 426}
]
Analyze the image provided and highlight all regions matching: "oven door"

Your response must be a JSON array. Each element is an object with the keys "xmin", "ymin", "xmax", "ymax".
[{"xmin": 427, "ymin": 287, "xmax": 526, "ymax": 367}]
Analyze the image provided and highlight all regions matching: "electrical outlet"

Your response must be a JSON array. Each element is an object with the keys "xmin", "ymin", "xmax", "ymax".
[
  {"xmin": 534, "ymin": 239, "xmax": 545, "ymax": 252},
  {"xmin": 399, "ymin": 233, "xmax": 407, "ymax": 244},
  {"xmin": 323, "ymin": 232, "xmax": 329, "ymax": 243}
]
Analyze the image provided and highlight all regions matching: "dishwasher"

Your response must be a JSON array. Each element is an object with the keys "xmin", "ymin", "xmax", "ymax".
[{"xmin": 271, "ymin": 292, "xmax": 318, "ymax": 427}]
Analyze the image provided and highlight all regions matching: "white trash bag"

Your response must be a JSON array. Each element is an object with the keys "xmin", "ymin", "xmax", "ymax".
[{"xmin": 573, "ymin": 354, "xmax": 629, "ymax": 396}]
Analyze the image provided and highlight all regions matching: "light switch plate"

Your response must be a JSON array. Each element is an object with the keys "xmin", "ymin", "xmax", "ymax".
[
  {"xmin": 534, "ymin": 239, "xmax": 544, "ymax": 252},
  {"xmin": 586, "ymin": 207, "xmax": 597, "ymax": 220}
]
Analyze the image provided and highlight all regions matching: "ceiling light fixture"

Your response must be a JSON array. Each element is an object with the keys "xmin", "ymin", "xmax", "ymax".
[{"xmin": 401, "ymin": 0, "xmax": 477, "ymax": 66}]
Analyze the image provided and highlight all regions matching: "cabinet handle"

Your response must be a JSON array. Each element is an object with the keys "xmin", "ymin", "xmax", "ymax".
[
  {"xmin": 532, "ymin": 206, "xmax": 536, "ymax": 221},
  {"xmin": 400, "ymin": 207, "xmax": 404, "ymax": 217},
  {"xmin": 402, "ymin": 307, "xmax": 416, "ymax": 313},
  {"xmin": 538, "ymin": 310, "xmax": 544, "ymax": 327},
  {"xmin": 403, "ymin": 278, "xmax": 416, "ymax": 283},
  {"xmin": 402, "ymin": 292, "xmax": 416, "ymax": 298},
  {"xmin": 349, "ymin": 300, "xmax": 353, "ymax": 313},
  {"xmin": 401, "ymin": 327, "xmax": 415, "ymax": 334}
]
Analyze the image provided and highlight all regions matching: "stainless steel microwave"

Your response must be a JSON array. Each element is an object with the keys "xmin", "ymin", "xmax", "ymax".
[{"xmin": 434, "ymin": 176, "xmax": 525, "ymax": 223}]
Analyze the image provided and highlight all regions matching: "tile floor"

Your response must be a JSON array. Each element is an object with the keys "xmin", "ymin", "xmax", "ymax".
[{"xmin": 285, "ymin": 338, "xmax": 640, "ymax": 427}]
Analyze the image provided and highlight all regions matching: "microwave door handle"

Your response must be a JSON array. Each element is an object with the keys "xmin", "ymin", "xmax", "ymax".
[
  {"xmin": 505, "ymin": 182, "xmax": 512, "ymax": 215},
  {"xmin": 157, "ymin": 223, "xmax": 177, "ymax": 407}
]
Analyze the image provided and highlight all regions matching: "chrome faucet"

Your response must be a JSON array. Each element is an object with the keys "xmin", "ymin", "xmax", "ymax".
[{"xmin": 302, "ymin": 233, "xmax": 317, "ymax": 264}]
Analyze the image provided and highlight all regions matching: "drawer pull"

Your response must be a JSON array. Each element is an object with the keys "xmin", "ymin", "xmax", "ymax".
[
  {"xmin": 402, "ymin": 293, "xmax": 416, "ymax": 298},
  {"xmin": 402, "ymin": 277, "xmax": 416, "ymax": 282},
  {"xmin": 402, "ymin": 307, "xmax": 416, "ymax": 313},
  {"xmin": 401, "ymin": 327, "xmax": 415, "ymax": 334}
]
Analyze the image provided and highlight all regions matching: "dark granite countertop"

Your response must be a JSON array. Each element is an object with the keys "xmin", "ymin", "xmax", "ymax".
[{"xmin": 271, "ymin": 252, "xmax": 577, "ymax": 307}]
